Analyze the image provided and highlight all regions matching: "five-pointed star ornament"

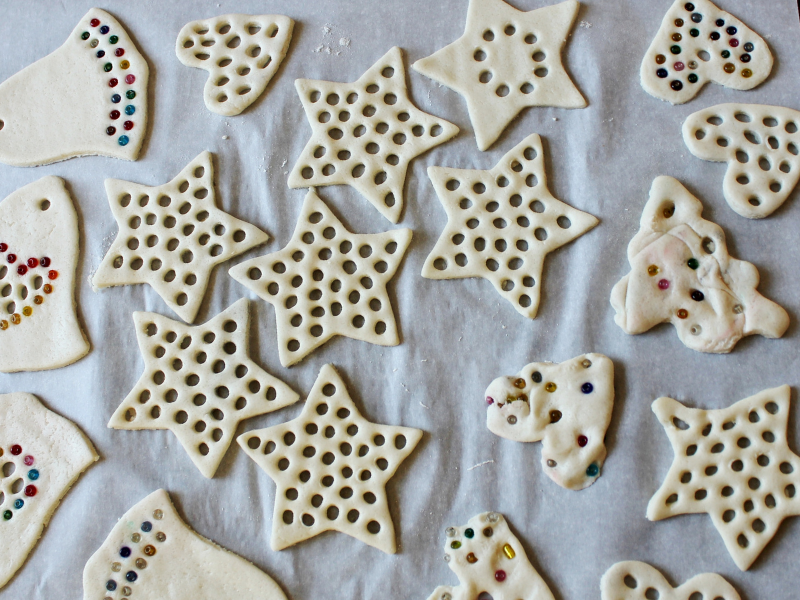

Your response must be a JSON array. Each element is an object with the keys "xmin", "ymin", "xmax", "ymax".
[
  {"xmin": 413, "ymin": 0, "xmax": 586, "ymax": 151},
  {"xmin": 229, "ymin": 189, "xmax": 412, "ymax": 367},
  {"xmin": 108, "ymin": 299, "xmax": 300, "ymax": 478},
  {"xmin": 287, "ymin": 46, "xmax": 459, "ymax": 223},
  {"xmin": 93, "ymin": 151, "xmax": 269, "ymax": 323},
  {"xmin": 421, "ymin": 133, "xmax": 598, "ymax": 319},
  {"xmin": 647, "ymin": 385, "xmax": 800, "ymax": 570},
  {"xmin": 238, "ymin": 364, "xmax": 422, "ymax": 553}
]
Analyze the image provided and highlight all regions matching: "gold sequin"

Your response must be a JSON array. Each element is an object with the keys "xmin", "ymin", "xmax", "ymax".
[
  {"xmin": 503, "ymin": 543, "xmax": 516, "ymax": 559},
  {"xmin": 545, "ymin": 382, "xmax": 557, "ymax": 393}
]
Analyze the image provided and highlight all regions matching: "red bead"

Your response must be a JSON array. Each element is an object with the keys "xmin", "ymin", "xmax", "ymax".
[
  {"xmin": 110, "ymin": 110, "xmax": 120, "ymax": 120},
  {"xmin": 16, "ymin": 265, "xmax": 27, "ymax": 276},
  {"xmin": 125, "ymin": 74, "xmax": 135, "ymax": 84},
  {"xmin": 107, "ymin": 126, "xmax": 116, "ymax": 135},
  {"xmin": 658, "ymin": 279, "xmax": 669, "ymax": 290},
  {"xmin": 109, "ymin": 78, "xmax": 118, "ymax": 88},
  {"xmin": 494, "ymin": 570, "xmax": 506, "ymax": 582},
  {"xmin": 48, "ymin": 270, "xmax": 58, "ymax": 280},
  {"xmin": 40, "ymin": 257, "xmax": 51, "ymax": 267},
  {"xmin": 0, "ymin": 243, "xmax": 7, "ymax": 252},
  {"xmin": 486, "ymin": 396, "xmax": 494, "ymax": 405},
  {"xmin": 578, "ymin": 435, "xmax": 588, "ymax": 447},
  {"xmin": 23, "ymin": 455, "xmax": 34, "ymax": 466},
  {"xmin": 26, "ymin": 258, "xmax": 38, "ymax": 268},
  {"xmin": 674, "ymin": 62, "xmax": 685, "ymax": 71},
  {"xmin": 729, "ymin": 38, "xmax": 739, "ymax": 47},
  {"xmin": 115, "ymin": 48, "xmax": 125, "ymax": 57},
  {"xmin": 123, "ymin": 121, "xmax": 134, "ymax": 131},
  {"xmin": 10, "ymin": 444, "xmax": 21, "ymax": 455},
  {"xmin": 6, "ymin": 254, "xmax": 16, "ymax": 263},
  {"xmin": 24, "ymin": 485, "xmax": 36, "ymax": 497},
  {"xmin": 90, "ymin": 18, "xmax": 100, "ymax": 27}
]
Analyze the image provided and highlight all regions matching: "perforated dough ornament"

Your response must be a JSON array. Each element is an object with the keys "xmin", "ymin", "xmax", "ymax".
[
  {"xmin": 0, "ymin": 177, "xmax": 89, "ymax": 372},
  {"xmin": 641, "ymin": 0, "xmax": 772, "ymax": 105},
  {"xmin": 287, "ymin": 47, "xmax": 459, "ymax": 223},
  {"xmin": 229, "ymin": 190, "xmax": 411, "ymax": 367},
  {"xmin": 683, "ymin": 104, "xmax": 800, "ymax": 219},
  {"xmin": 176, "ymin": 14, "xmax": 294, "ymax": 116},
  {"xmin": 422, "ymin": 134, "xmax": 598, "ymax": 319},
  {"xmin": 0, "ymin": 392, "xmax": 97, "ymax": 589},
  {"xmin": 428, "ymin": 512, "xmax": 554, "ymax": 600},
  {"xmin": 0, "ymin": 8, "xmax": 148, "ymax": 166},
  {"xmin": 484, "ymin": 353, "xmax": 613, "ymax": 491},
  {"xmin": 108, "ymin": 299, "xmax": 298, "ymax": 478},
  {"xmin": 611, "ymin": 176, "xmax": 788, "ymax": 353},
  {"xmin": 238, "ymin": 364, "xmax": 422, "ymax": 553},
  {"xmin": 648, "ymin": 386, "xmax": 800, "ymax": 570},
  {"xmin": 83, "ymin": 489, "xmax": 288, "ymax": 600},
  {"xmin": 93, "ymin": 151, "xmax": 269, "ymax": 323},
  {"xmin": 413, "ymin": 0, "xmax": 585, "ymax": 151},
  {"xmin": 601, "ymin": 561, "xmax": 740, "ymax": 600}
]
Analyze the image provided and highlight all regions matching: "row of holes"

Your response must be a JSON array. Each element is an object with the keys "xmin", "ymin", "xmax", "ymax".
[
  {"xmin": 697, "ymin": 131, "xmax": 799, "ymax": 159},
  {"xmin": 193, "ymin": 22, "xmax": 279, "ymax": 37},
  {"xmin": 705, "ymin": 113, "xmax": 798, "ymax": 133},
  {"xmin": 621, "ymin": 574, "xmax": 721, "ymax": 600}
]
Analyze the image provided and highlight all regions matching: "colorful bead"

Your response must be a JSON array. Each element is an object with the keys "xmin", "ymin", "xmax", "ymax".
[
  {"xmin": 23, "ymin": 455, "xmax": 33, "ymax": 466},
  {"xmin": 677, "ymin": 308, "xmax": 688, "ymax": 319},
  {"xmin": 13, "ymin": 499, "xmax": 23, "ymax": 509},
  {"xmin": 721, "ymin": 50, "xmax": 730, "ymax": 58},
  {"xmin": 125, "ymin": 74, "xmax": 135, "ymax": 84},
  {"xmin": 531, "ymin": 371, "xmax": 542, "ymax": 383},
  {"xmin": 131, "ymin": 533, "xmax": 141, "ymax": 543},
  {"xmin": 0, "ymin": 321, "xmax": 7, "ymax": 330},
  {"xmin": 2, "ymin": 511, "xmax": 11, "ymax": 521},
  {"xmin": 10, "ymin": 445, "xmax": 21, "ymax": 455},
  {"xmin": 545, "ymin": 382, "xmax": 557, "ymax": 393},
  {"xmin": 733, "ymin": 304, "xmax": 744, "ymax": 314},
  {"xmin": 655, "ymin": 54, "xmax": 666, "ymax": 64},
  {"xmin": 483, "ymin": 527, "xmax": 493, "ymax": 537},
  {"xmin": 466, "ymin": 552, "xmax": 478, "ymax": 563},
  {"xmin": 464, "ymin": 528, "xmax": 474, "ymax": 538},
  {"xmin": 39, "ymin": 256, "xmax": 51, "ymax": 267},
  {"xmin": 104, "ymin": 63, "xmax": 113, "ymax": 72},
  {"xmin": 118, "ymin": 135, "xmax": 130, "ymax": 146},
  {"xmin": 671, "ymin": 80, "xmax": 683, "ymax": 91},
  {"xmin": 658, "ymin": 279, "xmax": 669, "ymax": 290},
  {"xmin": 549, "ymin": 459, "xmax": 560, "ymax": 468},
  {"xmin": 690, "ymin": 12, "xmax": 702, "ymax": 23},
  {"xmin": 125, "ymin": 571, "xmax": 138, "ymax": 582},
  {"xmin": 109, "ymin": 78, "xmax": 118, "ymax": 87},
  {"xmin": 24, "ymin": 485, "xmax": 36, "ymax": 497},
  {"xmin": 120, "ymin": 546, "xmax": 131, "ymax": 558},
  {"xmin": 156, "ymin": 531, "xmax": 166, "ymax": 542},
  {"xmin": 495, "ymin": 570, "xmax": 506, "ymax": 582},
  {"xmin": 674, "ymin": 18, "xmax": 684, "ymax": 26},
  {"xmin": 120, "ymin": 60, "xmax": 130, "ymax": 69},
  {"xmin": 9, "ymin": 314, "xmax": 19, "ymax": 325},
  {"xmin": 656, "ymin": 68, "xmax": 668, "ymax": 79},
  {"xmin": 135, "ymin": 558, "xmax": 147, "ymax": 569},
  {"xmin": 647, "ymin": 264, "xmax": 659, "ymax": 276},
  {"xmin": 106, "ymin": 581, "xmax": 117, "ymax": 592},
  {"xmin": 744, "ymin": 42, "xmax": 754, "ymax": 52},
  {"xmin": 115, "ymin": 48, "xmax": 125, "ymax": 57},
  {"xmin": 740, "ymin": 53, "xmax": 751, "ymax": 63},
  {"xmin": 687, "ymin": 257, "xmax": 699, "ymax": 269},
  {"xmin": 582, "ymin": 359, "xmax": 592, "ymax": 368},
  {"xmin": 723, "ymin": 63, "xmax": 735, "ymax": 73},
  {"xmin": 143, "ymin": 544, "xmax": 156, "ymax": 556},
  {"xmin": 110, "ymin": 110, "xmax": 120, "ymax": 120},
  {"xmin": 123, "ymin": 121, "xmax": 134, "ymax": 131},
  {"xmin": 141, "ymin": 520, "xmax": 153, "ymax": 532},
  {"xmin": 81, "ymin": 32, "xmax": 90, "ymax": 40},
  {"xmin": 90, "ymin": 18, "xmax": 100, "ymax": 27},
  {"xmin": 125, "ymin": 105, "xmax": 135, "ymax": 115},
  {"xmin": 689, "ymin": 28, "xmax": 699, "ymax": 37},
  {"xmin": 96, "ymin": 50, "xmax": 105, "ymax": 58},
  {"xmin": 715, "ymin": 18, "xmax": 725, "ymax": 26},
  {"xmin": 99, "ymin": 25, "xmax": 109, "ymax": 34},
  {"xmin": 109, "ymin": 35, "xmax": 119, "ymax": 44},
  {"xmin": 503, "ymin": 544, "xmax": 515, "ymax": 559},
  {"xmin": 506, "ymin": 415, "xmax": 517, "ymax": 425},
  {"xmin": 581, "ymin": 382, "xmax": 593, "ymax": 394},
  {"xmin": 21, "ymin": 306, "xmax": 31, "ymax": 317},
  {"xmin": 586, "ymin": 463, "xmax": 600, "ymax": 477},
  {"xmin": 684, "ymin": 2, "xmax": 694, "ymax": 10},
  {"xmin": 446, "ymin": 527, "xmax": 456, "ymax": 537},
  {"xmin": 729, "ymin": 39, "xmax": 739, "ymax": 48},
  {"xmin": 742, "ymin": 69, "xmax": 753, "ymax": 78},
  {"xmin": 578, "ymin": 435, "xmax": 588, "ymax": 447},
  {"xmin": 112, "ymin": 94, "xmax": 121, "ymax": 103},
  {"xmin": 710, "ymin": 31, "xmax": 720, "ymax": 41},
  {"xmin": 16, "ymin": 265, "xmax": 26, "ymax": 275},
  {"xmin": 485, "ymin": 396, "xmax": 494, "ymax": 406},
  {"xmin": 691, "ymin": 290, "xmax": 705, "ymax": 301},
  {"xmin": 549, "ymin": 410, "xmax": 562, "ymax": 423},
  {"xmin": 726, "ymin": 26, "xmax": 737, "ymax": 35},
  {"xmin": 111, "ymin": 562, "xmax": 121, "ymax": 572},
  {"xmin": 0, "ymin": 243, "xmax": 6, "ymax": 252},
  {"xmin": 450, "ymin": 541, "xmax": 461, "ymax": 549},
  {"xmin": 43, "ymin": 284, "xmax": 53, "ymax": 294},
  {"xmin": 48, "ymin": 270, "xmax": 58, "ymax": 280},
  {"xmin": 33, "ymin": 295, "xmax": 43, "ymax": 305},
  {"xmin": 27, "ymin": 469, "xmax": 39, "ymax": 480},
  {"xmin": 674, "ymin": 62, "xmax": 685, "ymax": 71},
  {"xmin": 670, "ymin": 45, "xmax": 681, "ymax": 54},
  {"xmin": 106, "ymin": 126, "xmax": 116, "ymax": 135},
  {"xmin": 126, "ymin": 90, "xmax": 136, "ymax": 100},
  {"xmin": 26, "ymin": 258, "xmax": 38, "ymax": 268},
  {"xmin": 6, "ymin": 254, "xmax": 15, "ymax": 263},
  {"xmin": 672, "ymin": 33, "xmax": 682, "ymax": 41},
  {"xmin": 90, "ymin": 39, "xmax": 99, "ymax": 48}
]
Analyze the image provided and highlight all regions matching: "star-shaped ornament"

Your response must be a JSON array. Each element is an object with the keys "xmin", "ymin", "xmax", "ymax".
[
  {"xmin": 422, "ymin": 133, "xmax": 598, "ymax": 319},
  {"xmin": 413, "ymin": 0, "xmax": 586, "ymax": 150},
  {"xmin": 287, "ymin": 47, "xmax": 459, "ymax": 222},
  {"xmin": 648, "ymin": 385, "xmax": 800, "ymax": 570},
  {"xmin": 108, "ymin": 299, "xmax": 299, "ymax": 478},
  {"xmin": 229, "ymin": 189, "xmax": 411, "ymax": 367},
  {"xmin": 238, "ymin": 364, "xmax": 422, "ymax": 553},
  {"xmin": 93, "ymin": 151, "xmax": 269, "ymax": 323}
]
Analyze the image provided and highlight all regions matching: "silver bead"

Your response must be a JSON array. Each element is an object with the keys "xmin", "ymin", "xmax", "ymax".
[
  {"xmin": 507, "ymin": 415, "xmax": 517, "ymax": 425},
  {"xmin": 581, "ymin": 359, "xmax": 592, "ymax": 368},
  {"xmin": 446, "ymin": 527, "xmax": 456, "ymax": 537},
  {"xmin": 690, "ymin": 325, "xmax": 702, "ymax": 336},
  {"xmin": 153, "ymin": 509, "xmax": 164, "ymax": 520},
  {"xmin": 487, "ymin": 512, "xmax": 500, "ymax": 523},
  {"xmin": 443, "ymin": 554, "xmax": 451, "ymax": 563}
]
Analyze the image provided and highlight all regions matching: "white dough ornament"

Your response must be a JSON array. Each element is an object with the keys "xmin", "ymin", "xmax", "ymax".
[
  {"xmin": 176, "ymin": 14, "xmax": 294, "ymax": 116},
  {"xmin": 413, "ymin": 0, "xmax": 586, "ymax": 151},
  {"xmin": 288, "ymin": 47, "xmax": 459, "ymax": 223},
  {"xmin": 0, "ymin": 392, "xmax": 97, "ymax": 589},
  {"xmin": 601, "ymin": 561, "xmax": 740, "ymax": 600},
  {"xmin": 230, "ymin": 189, "xmax": 411, "ymax": 367},
  {"xmin": 238, "ymin": 364, "xmax": 422, "ymax": 553},
  {"xmin": 648, "ymin": 386, "xmax": 800, "ymax": 570},
  {"xmin": 0, "ymin": 177, "xmax": 89, "ymax": 372},
  {"xmin": 429, "ymin": 512, "xmax": 554, "ymax": 600},
  {"xmin": 83, "ymin": 489, "xmax": 288, "ymax": 600},
  {"xmin": 611, "ymin": 176, "xmax": 788, "ymax": 353},
  {"xmin": 0, "ymin": 8, "xmax": 148, "ymax": 166},
  {"xmin": 484, "ymin": 354, "xmax": 613, "ymax": 491},
  {"xmin": 422, "ymin": 134, "xmax": 598, "ymax": 319},
  {"xmin": 641, "ymin": 0, "xmax": 772, "ymax": 104},
  {"xmin": 108, "ymin": 299, "xmax": 299, "ymax": 478},
  {"xmin": 683, "ymin": 103, "xmax": 800, "ymax": 219},
  {"xmin": 93, "ymin": 151, "xmax": 269, "ymax": 323}
]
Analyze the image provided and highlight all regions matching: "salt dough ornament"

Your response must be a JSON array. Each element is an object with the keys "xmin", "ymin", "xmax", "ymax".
[
  {"xmin": 601, "ymin": 561, "xmax": 740, "ymax": 600},
  {"xmin": 287, "ymin": 47, "xmax": 459, "ymax": 223},
  {"xmin": 83, "ymin": 489, "xmax": 288, "ymax": 600},
  {"xmin": 413, "ymin": 0, "xmax": 586, "ymax": 151},
  {"xmin": 0, "ymin": 8, "xmax": 148, "ymax": 166},
  {"xmin": 108, "ymin": 299, "xmax": 299, "ymax": 479},
  {"xmin": 422, "ymin": 134, "xmax": 598, "ymax": 319},
  {"xmin": 238, "ymin": 364, "xmax": 422, "ymax": 553},
  {"xmin": 176, "ymin": 14, "xmax": 294, "ymax": 116},
  {"xmin": 648, "ymin": 386, "xmax": 800, "ymax": 570},
  {"xmin": 611, "ymin": 176, "xmax": 788, "ymax": 353},
  {"xmin": 0, "ymin": 177, "xmax": 89, "ymax": 372},
  {"xmin": 641, "ymin": 0, "xmax": 772, "ymax": 105},
  {"xmin": 229, "ymin": 189, "xmax": 411, "ymax": 367},
  {"xmin": 93, "ymin": 151, "xmax": 269, "ymax": 323},
  {"xmin": 429, "ymin": 512, "xmax": 554, "ymax": 600},
  {"xmin": 0, "ymin": 392, "xmax": 97, "ymax": 589},
  {"xmin": 683, "ymin": 103, "xmax": 800, "ymax": 219},
  {"xmin": 484, "ymin": 353, "xmax": 613, "ymax": 491}
]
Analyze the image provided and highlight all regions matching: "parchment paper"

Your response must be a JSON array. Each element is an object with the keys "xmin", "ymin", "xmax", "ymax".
[{"xmin": 1, "ymin": 1, "xmax": 800, "ymax": 599}]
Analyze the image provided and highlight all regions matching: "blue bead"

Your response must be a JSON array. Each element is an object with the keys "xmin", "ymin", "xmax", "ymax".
[
  {"xmin": 586, "ymin": 463, "xmax": 599, "ymax": 477},
  {"xmin": 99, "ymin": 25, "xmax": 109, "ymax": 34},
  {"xmin": 118, "ymin": 135, "xmax": 129, "ymax": 146},
  {"xmin": 656, "ymin": 68, "xmax": 668, "ymax": 78},
  {"xmin": 120, "ymin": 546, "xmax": 131, "ymax": 558},
  {"xmin": 125, "ymin": 105, "xmax": 135, "ymax": 115},
  {"xmin": 581, "ymin": 382, "xmax": 593, "ymax": 394},
  {"xmin": 126, "ymin": 571, "xmax": 138, "ymax": 582},
  {"xmin": 141, "ymin": 521, "xmax": 152, "ymax": 532},
  {"xmin": 13, "ymin": 499, "xmax": 23, "ymax": 509},
  {"xmin": 111, "ymin": 94, "xmax": 121, "ymax": 103},
  {"xmin": 106, "ymin": 580, "xmax": 117, "ymax": 592},
  {"xmin": 28, "ymin": 469, "xmax": 39, "ymax": 480},
  {"xmin": 96, "ymin": 50, "xmax": 105, "ymax": 58}
]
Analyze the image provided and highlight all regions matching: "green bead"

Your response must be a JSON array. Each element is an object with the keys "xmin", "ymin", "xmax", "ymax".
[
  {"xmin": 688, "ymin": 73, "xmax": 699, "ymax": 83},
  {"xmin": 104, "ymin": 63, "xmax": 112, "ymax": 72},
  {"xmin": 687, "ymin": 258, "xmax": 699, "ymax": 269},
  {"xmin": 2, "ymin": 510, "xmax": 11, "ymax": 521},
  {"xmin": 721, "ymin": 50, "xmax": 730, "ymax": 58},
  {"xmin": 464, "ymin": 528, "xmax": 474, "ymax": 539},
  {"xmin": 586, "ymin": 463, "xmax": 599, "ymax": 477},
  {"xmin": 126, "ymin": 90, "xmax": 136, "ymax": 100},
  {"xmin": 109, "ymin": 35, "xmax": 119, "ymax": 44},
  {"xmin": 81, "ymin": 32, "xmax": 90, "ymax": 40},
  {"xmin": 450, "ymin": 541, "xmax": 461, "ymax": 549},
  {"xmin": 670, "ymin": 45, "xmax": 681, "ymax": 55}
]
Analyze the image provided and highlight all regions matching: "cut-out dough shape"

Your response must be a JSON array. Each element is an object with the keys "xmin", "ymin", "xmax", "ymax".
[
  {"xmin": 413, "ymin": 0, "xmax": 585, "ymax": 151},
  {"xmin": 108, "ymin": 299, "xmax": 299, "ymax": 479},
  {"xmin": 93, "ymin": 151, "xmax": 269, "ymax": 323},
  {"xmin": 0, "ymin": 177, "xmax": 89, "ymax": 372},
  {"xmin": 601, "ymin": 561, "xmax": 740, "ymax": 600},
  {"xmin": 611, "ymin": 176, "xmax": 788, "ymax": 353},
  {"xmin": 641, "ymin": 0, "xmax": 772, "ymax": 105},
  {"xmin": 683, "ymin": 103, "xmax": 800, "ymax": 219},
  {"xmin": 0, "ymin": 392, "xmax": 97, "ymax": 589},
  {"xmin": 0, "ymin": 8, "xmax": 148, "ymax": 166},
  {"xmin": 648, "ymin": 386, "xmax": 800, "ymax": 570},
  {"xmin": 288, "ymin": 47, "xmax": 459, "ymax": 223},
  {"xmin": 238, "ymin": 364, "xmax": 422, "ymax": 553},
  {"xmin": 176, "ymin": 14, "xmax": 294, "ymax": 116},
  {"xmin": 484, "ymin": 353, "xmax": 613, "ymax": 491},
  {"xmin": 230, "ymin": 189, "xmax": 411, "ymax": 367},
  {"xmin": 422, "ymin": 134, "xmax": 598, "ymax": 319},
  {"xmin": 83, "ymin": 489, "xmax": 288, "ymax": 600},
  {"xmin": 428, "ymin": 512, "xmax": 554, "ymax": 600}
]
